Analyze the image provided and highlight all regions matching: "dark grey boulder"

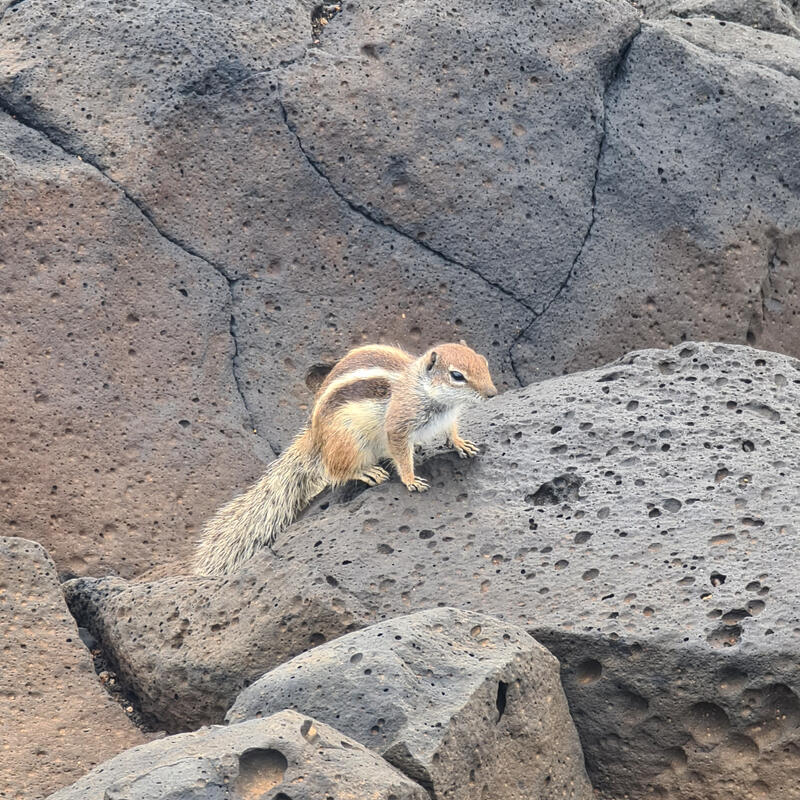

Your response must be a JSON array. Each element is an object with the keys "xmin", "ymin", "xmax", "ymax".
[
  {"xmin": 65, "ymin": 341, "xmax": 800, "ymax": 797},
  {"xmin": 268, "ymin": 342, "xmax": 800, "ymax": 799},
  {"xmin": 512, "ymin": 18, "xmax": 800, "ymax": 381},
  {"xmin": 281, "ymin": 0, "xmax": 639, "ymax": 311},
  {"xmin": 46, "ymin": 710, "xmax": 429, "ymax": 800},
  {"xmin": 0, "ymin": 0, "xmax": 532, "ymax": 455},
  {"xmin": 642, "ymin": 0, "xmax": 800, "ymax": 38},
  {"xmin": 228, "ymin": 607, "xmax": 593, "ymax": 800},
  {"xmin": 63, "ymin": 558, "xmax": 370, "ymax": 732}
]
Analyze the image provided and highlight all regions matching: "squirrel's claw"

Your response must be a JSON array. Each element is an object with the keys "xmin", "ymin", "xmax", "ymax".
[
  {"xmin": 358, "ymin": 466, "xmax": 390, "ymax": 486},
  {"xmin": 405, "ymin": 476, "xmax": 430, "ymax": 492},
  {"xmin": 453, "ymin": 439, "xmax": 479, "ymax": 458}
]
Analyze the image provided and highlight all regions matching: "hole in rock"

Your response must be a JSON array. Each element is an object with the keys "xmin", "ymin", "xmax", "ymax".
[
  {"xmin": 305, "ymin": 363, "xmax": 333, "ymax": 391},
  {"xmin": 235, "ymin": 748, "xmax": 288, "ymax": 798},
  {"xmin": 707, "ymin": 624, "xmax": 742, "ymax": 648},
  {"xmin": 722, "ymin": 609, "xmax": 750, "ymax": 625},
  {"xmin": 525, "ymin": 474, "xmax": 584, "ymax": 506},
  {"xmin": 311, "ymin": 2, "xmax": 342, "ymax": 40},
  {"xmin": 496, "ymin": 681, "xmax": 508, "ymax": 721},
  {"xmin": 685, "ymin": 702, "xmax": 730, "ymax": 745},
  {"xmin": 576, "ymin": 659, "xmax": 602, "ymax": 685},
  {"xmin": 747, "ymin": 599, "xmax": 765, "ymax": 615},
  {"xmin": 301, "ymin": 718, "xmax": 320, "ymax": 743},
  {"xmin": 598, "ymin": 371, "xmax": 625, "ymax": 382}
]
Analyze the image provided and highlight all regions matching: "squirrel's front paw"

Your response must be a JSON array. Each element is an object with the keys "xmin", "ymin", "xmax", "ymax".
[
  {"xmin": 404, "ymin": 476, "xmax": 430, "ymax": 492},
  {"xmin": 453, "ymin": 438, "xmax": 479, "ymax": 458}
]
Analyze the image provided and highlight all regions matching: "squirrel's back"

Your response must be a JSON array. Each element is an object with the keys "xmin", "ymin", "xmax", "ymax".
[{"xmin": 316, "ymin": 344, "xmax": 413, "ymax": 394}]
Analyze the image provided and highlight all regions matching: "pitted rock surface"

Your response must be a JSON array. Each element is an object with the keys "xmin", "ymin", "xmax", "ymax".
[
  {"xmin": 0, "ymin": 0, "xmax": 532, "ymax": 454},
  {"xmin": 228, "ymin": 608, "xmax": 592, "ymax": 800},
  {"xmin": 264, "ymin": 342, "xmax": 800, "ymax": 799},
  {"xmin": 658, "ymin": 16, "xmax": 800, "ymax": 78},
  {"xmin": 281, "ymin": 0, "xmax": 639, "ymax": 309},
  {"xmin": 0, "ymin": 100, "xmax": 264, "ymax": 579},
  {"xmin": 512, "ymin": 18, "xmax": 800, "ymax": 381},
  {"xmin": 0, "ymin": 537, "xmax": 146, "ymax": 799},
  {"xmin": 639, "ymin": 0, "xmax": 800, "ymax": 38},
  {"xmin": 3, "ymin": 0, "xmax": 800, "ymax": 580},
  {"xmin": 46, "ymin": 710, "xmax": 429, "ymax": 800},
  {"xmin": 63, "ymin": 557, "xmax": 370, "ymax": 732}
]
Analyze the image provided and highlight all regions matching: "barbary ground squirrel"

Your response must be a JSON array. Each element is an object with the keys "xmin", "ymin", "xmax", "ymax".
[{"xmin": 193, "ymin": 342, "xmax": 497, "ymax": 576}]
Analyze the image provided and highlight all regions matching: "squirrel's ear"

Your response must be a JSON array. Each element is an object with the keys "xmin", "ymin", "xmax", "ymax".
[
  {"xmin": 459, "ymin": 339, "xmax": 468, "ymax": 347},
  {"xmin": 427, "ymin": 350, "xmax": 438, "ymax": 371}
]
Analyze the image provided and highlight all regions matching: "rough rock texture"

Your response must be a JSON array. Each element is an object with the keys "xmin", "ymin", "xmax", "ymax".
[
  {"xmin": 46, "ymin": 710, "xmax": 429, "ymax": 800},
  {"xmin": 0, "ymin": 0, "xmax": 533, "ymax": 452},
  {"xmin": 260, "ymin": 342, "xmax": 798, "ymax": 800},
  {"xmin": 659, "ymin": 15, "xmax": 800, "ymax": 78},
  {"xmin": 61, "ymin": 342, "xmax": 800, "ymax": 797},
  {"xmin": 638, "ymin": 0, "xmax": 800, "ymax": 38},
  {"xmin": 3, "ymin": 0, "xmax": 800, "ymax": 580},
  {"xmin": 281, "ymin": 0, "xmax": 639, "ymax": 312},
  {"xmin": 228, "ymin": 608, "xmax": 592, "ymax": 800},
  {"xmin": 512, "ymin": 17, "xmax": 800, "ymax": 380},
  {"xmin": 0, "ymin": 100, "xmax": 265, "ymax": 579},
  {"xmin": 63, "ymin": 556, "xmax": 370, "ymax": 732},
  {"xmin": 0, "ymin": 537, "xmax": 146, "ymax": 799}
]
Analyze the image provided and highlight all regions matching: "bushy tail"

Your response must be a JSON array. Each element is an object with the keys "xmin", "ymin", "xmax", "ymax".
[{"xmin": 193, "ymin": 428, "xmax": 326, "ymax": 576}]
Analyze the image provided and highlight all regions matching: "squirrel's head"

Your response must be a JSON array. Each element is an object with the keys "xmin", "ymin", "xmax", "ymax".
[{"xmin": 420, "ymin": 341, "xmax": 497, "ymax": 405}]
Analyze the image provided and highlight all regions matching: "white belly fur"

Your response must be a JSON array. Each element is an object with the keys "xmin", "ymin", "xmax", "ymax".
[{"xmin": 412, "ymin": 407, "xmax": 459, "ymax": 444}]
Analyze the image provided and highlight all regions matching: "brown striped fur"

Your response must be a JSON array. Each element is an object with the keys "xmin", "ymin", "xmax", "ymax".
[
  {"xmin": 316, "ymin": 376, "xmax": 392, "ymax": 416},
  {"xmin": 318, "ymin": 345, "xmax": 413, "ymax": 390},
  {"xmin": 193, "ymin": 342, "xmax": 496, "ymax": 576}
]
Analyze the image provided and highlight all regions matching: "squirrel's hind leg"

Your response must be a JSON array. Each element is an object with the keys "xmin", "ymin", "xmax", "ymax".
[
  {"xmin": 320, "ymin": 424, "xmax": 386, "ymax": 487},
  {"xmin": 320, "ymin": 401, "xmax": 389, "ymax": 486}
]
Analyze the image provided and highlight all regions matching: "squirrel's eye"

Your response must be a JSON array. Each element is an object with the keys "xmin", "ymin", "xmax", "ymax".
[{"xmin": 449, "ymin": 370, "xmax": 466, "ymax": 382}]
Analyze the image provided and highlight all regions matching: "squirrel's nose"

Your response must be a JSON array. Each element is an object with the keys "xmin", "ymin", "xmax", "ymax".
[{"xmin": 486, "ymin": 386, "xmax": 497, "ymax": 399}]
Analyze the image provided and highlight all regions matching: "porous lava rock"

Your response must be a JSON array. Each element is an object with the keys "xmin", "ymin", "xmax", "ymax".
[
  {"xmin": 228, "ymin": 607, "xmax": 593, "ymax": 800},
  {"xmin": 0, "ymin": 537, "xmax": 146, "ymax": 799},
  {"xmin": 62, "ymin": 342, "xmax": 800, "ymax": 797},
  {"xmin": 46, "ymin": 710, "xmax": 429, "ymax": 800},
  {"xmin": 639, "ymin": 0, "xmax": 800, "ymax": 38},
  {"xmin": 0, "ymin": 100, "xmax": 265, "ymax": 579},
  {"xmin": 266, "ymin": 342, "xmax": 800, "ymax": 800},
  {"xmin": 63, "ymin": 556, "xmax": 370, "ymax": 732},
  {"xmin": 513, "ymin": 17, "xmax": 800, "ymax": 381},
  {"xmin": 281, "ymin": 0, "xmax": 640, "ymax": 312},
  {"xmin": 0, "ymin": 0, "xmax": 532, "ymax": 453},
  {"xmin": 3, "ymin": 0, "xmax": 800, "ymax": 583}
]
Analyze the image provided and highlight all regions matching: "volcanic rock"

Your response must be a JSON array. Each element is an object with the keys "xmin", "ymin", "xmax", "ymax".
[
  {"xmin": 63, "ymin": 555, "xmax": 369, "ymax": 731},
  {"xmin": 272, "ymin": 342, "xmax": 800, "ymax": 799},
  {"xmin": 228, "ymin": 607, "xmax": 593, "ymax": 800},
  {"xmin": 0, "ymin": 537, "xmax": 146, "ymax": 799},
  {"xmin": 46, "ymin": 710, "xmax": 428, "ymax": 800}
]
